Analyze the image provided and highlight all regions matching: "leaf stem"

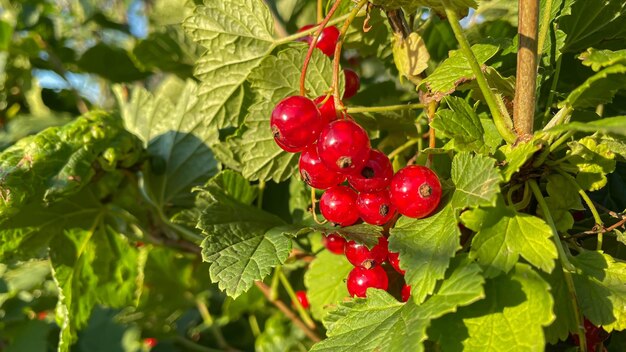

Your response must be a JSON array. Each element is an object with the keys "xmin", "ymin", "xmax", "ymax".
[
  {"xmin": 299, "ymin": 0, "xmax": 344, "ymax": 96},
  {"xmin": 254, "ymin": 281, "xmax": 321, "ymax": 342},
  {"xmin": 317, "ymin": 0, "xmax": 324, "ymax": 23},
  {"xmin": 532, "ymin": 130, "xmax": 573, "ymax": 167},
  {"xmin": 346, "ymin": 103, "xmax": 425, "ymax": 114},
  {"xmin": 332, "ymin": 0, "xmax": 370, "ymax": 114},
  {"xmin": 441, "ymin": 0, "xmax": 517, "ymax": 144},
  {"xmin": 527, "ymin": 180, "xmax": 587, "ymax": 352},
  {"xmin": 278, "ymin": 271, "xmax": 316, "ymax": 329},
  {"xmin": 257, "ymin": 180, "xmax": 266, "ymax": 209},
  {"xmin": 513, "ymin": 0, "xmax": 539, "ymax": 140},
  {"xmin": 270, "ymin": 266, "xmax": 282, "ymax": 301}
]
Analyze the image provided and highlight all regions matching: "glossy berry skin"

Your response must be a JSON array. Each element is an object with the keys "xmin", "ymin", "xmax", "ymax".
[
  {"xmin": 346, "ymin": 266, "xmax": 389, "ymax": 298},
  {"xmin": 345, "ymin": 237, "xmax": 388, "ymax": 268},
  {"xmin": 271, "ymin": 96, "xmax": 323, "ymax": 152},
  {"xmin": 390, "ymin": 165, "xmax": 442, "ymax": 219},
  {"xmin": 343, "ymin": 69, "xmax": 360, "ymax": 99},
  {"xmin": 144, "ymin": 338, "xmax": 158, "ymax": 348},
  {"xmin": 294, "ymin": 290, "xmax": 310, "ymax": 309},
  {"xmin": 296, "ymin": 25, "xmax": 340, "ymax": 57},
  {"xmin": 357, "ymin": 191, "xmax": 396, "ymax": 225},
  {"xmin": 314, "ymin": 96, "xmax": 338, "ymax": 123},
  {"xmin": 299, "ymin": 145, "xmax": 346, "ymax": 189},
  {"xmin": 348, "ymin": 150, "xmax": 393, "ymax": 193},
  {"xmin": 317, "ymin": 119, "xmax": 371, "ymax": 175},
  {"xmin": 320, "ymin": 185, "xmax": 360, "ymax": 226},
  {"xmin": 296, "ymin": 24, "xmax": 315, "ymax": 43},
  {"xmin": 401, "ymin": 284, "xmax": 411, "ymax": 302},
  {"xmin": 387, "ymin": 251, "xmax": 405, "ymax": 275},
  {"xmin": 322, "ymin": 233, "xmax": 347, "ymax": 254}
]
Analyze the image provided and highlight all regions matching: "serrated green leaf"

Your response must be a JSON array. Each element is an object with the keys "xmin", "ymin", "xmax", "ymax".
[
  {"xmin": 0, "ymin": 111, "xmax": 142, "ymax": 222},
  {"xmin": 538, "ymin": 174, "xmax": 584, "ymax": 232},
  {"xmin": 182, "ymin": 0, "xmax": 276, "ymax": 131},
  {"xmin": 196, "ymin": 172, "xmax": 288, "ymax": 298},
  {"xmin": 571, "ymin": 251, "xmax": 626, "ymax": 332},
  {"xmin": 560, "ymin": 0, "xmax": 626, "ymax": 53},
  {"xmin": 430, "ymin": 263, "xmax": 554, "ymax": 352},
  {"xmin": 547, "ymin": 116, "xmax": 626, "ymax": 137},
  {"xmin": 389, "ymin": 203, "xmax": 461, "ymax": 303},
  {"xmin": 450, "ymin": 152, "xmax": 501, "ymax": 209},
  {"xmin": 312, "ymin": 257, "xmax": 484, "ymax": 352},
  {"xmin": 304, "ymin": 250, "xmax": 352, "ymax": 321},
  {"xmin": 312, "ymin": 224, "xmax": 383, "ymax": 248},
  {"xmin": 422, "ymin": 44, "xmax": 499, "ymax": 99},
  {"xmin": 203, "ymin": 169, "xmax": 257, "ymax": 205},
  {"xmin": 461, "ymin": 197, "xmax": 557, "ymax": 277},
  {"xmin": 392, "ymin": 32, "xmax": 429, "ymax": 85},
  {"xmin": 431, "ymin": 97, "xmax": 486, "ymax": 153},
  {"xmin": 560, "ymin": 65, "xmax": 626, "ymax": 109},
  {"xmin": 567, "ymin": 136, "xmax": 616, "ymax": 191},
  {"xmin": 115, "ymin": 80, "xmax": 219, "ymax": 209},
  {"xmin": 580, "ymin": 48, "xmax": 626, "ymax": 72},
  {"xmin": 240, "ymin": 47, "xmax": 338, "ymax": 182},
  {"xmin": 541, "ymin": 261, "xmax": 578, "ymax": 344},
  {"xmin": 496, "ymin": 139, "xmax": 542, "ymax": 182}
]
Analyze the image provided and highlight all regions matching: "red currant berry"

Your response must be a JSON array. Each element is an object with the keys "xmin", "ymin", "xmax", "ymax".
[
  {"xmin": 390, "ymin": 165, "xmax": 442, "ymax": 219},
  {"xmin": 348, "ymin": 150, "xmax": 393, "ymax": 193},
  {"xmin": 320, "ymin": 185, "xmax": 360, "ymax": 226},
  {"xmin": 345, "ymin": 237, "xmax": 388, "ymax": 268},
  {"xmin": 314, "ymin": 96, "xmax": 338, "ymax": 123},
  {"xmin": 294, "ymin": 290, "xmax": 310, "ymax": 309},
  {"xmin": 317, "ymin": 119, "xmax": 371, "ymax": 175},
  {"xmin": 271, "ymin": 96, "xmax": 323, "ymax": 152},
  {"xmin": 401, "ymin": 284, "xmax": 411, "ymax": 302},
  {"xmin": 36, "ymin": 311, "xmax": 47, "ymax": 320},
  {"xmin": 296, "ymin": 24, "xmax": 315, "ymax": 43},
  {"xmin": 322, "ymin": 233, "xmax": 347, "ymax": 254},
  {"xmin": 387, "ymin": 251, "xmax": 405, "ymax": 275},
  {"xmin": 356, "ymin": 191, "xmax": 396, "ymax": 225},
  {"xmin": 343, "ymin": 69, "xmax": 360, "ymax": 99},
  {"xmin": 316, "ymin": 26, "xmax": 340, "ymax": 57},
  {"xmin": 299, "ymin": 145, "xmax": 346, "ymax": 189},
  {"xmin": 346, "ymin": 266, "xmax": 389, "ymax": 298},
  {"xmin": 144, "ymin": 338, "xmax": 158, "ymax": 348}
]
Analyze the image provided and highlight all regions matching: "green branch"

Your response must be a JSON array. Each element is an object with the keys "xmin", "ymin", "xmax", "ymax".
[
  {"xmin": 441, "ymin": 0, "xmax": 517, "ymax": 144},
  {"xmin": 346, "ymin": 103, "xmax": 425, "ymax": 114}
]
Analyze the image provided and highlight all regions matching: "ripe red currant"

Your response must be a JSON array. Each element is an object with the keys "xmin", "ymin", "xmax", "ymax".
[
  {"xmin": 390, "ymin": 165, "xmax": 442, "ymax": 219},
  {"xmin": 345, "ymin": 236, "xmax": 388, "ymax": 268},
  {"xmin": 356, "ymin": 191, "xmax": 396, "ymax": 225},
  {"xmin": 314, "ymin": 96, "xmax": 338, "ymax": 123},
  {"xmin": 317, "ymin": 119, "xmax": 371, "ymax": 175},
  {"xmin": 348, "ymin": 149, "xmax": 393, "ymax": 193},
  {"xmin": 319, "ymin": 185, "xmax": 360, "ymax": 226},
  {"xmin": 346, "ymin": 266, "xmax": 389, "ymax": 298},
  {"xmin": 271, "ymin": 96, "xmax": 323, "ymax": 152},
  {"xmin": 299, "ymin": 145, "xmax": 346, "ymax": 189},
  {"xmin": 343, "ymin": 69, "xmax": 360, "ymax": 99},
  {"xmin": 296, "ymin": 24, "xmax": 315, "ymax": 43},
  {"xmin": 387, "ymin": 251, "xmax": 405, "ymax": 275},
  {"xmin": 401, "ymin": 284, "xmax": 411, "ymax": 302},
  {"xmin": 294, "ymin": 290, "xmax": 310, "ymax": 309},
  {"xmin": 316, "ymin": 26, "xmax": 340, "ymax": 57},
  {"xmin": 144, "ymin": 338, "xmax": 158, "ymax": 348},
  {"xmin": 322, "ymin": 233, "xmax": 347, "ymax": 254}
]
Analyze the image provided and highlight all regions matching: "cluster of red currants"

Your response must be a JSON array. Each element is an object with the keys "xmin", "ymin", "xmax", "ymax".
[{"xmin": 323, "ymin": 234, "xmax": 410, "ymax": 300}]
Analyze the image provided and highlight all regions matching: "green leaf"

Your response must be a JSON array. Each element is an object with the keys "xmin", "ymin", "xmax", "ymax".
[
  {"xmin": 4, "ymin": 320, "xmax": 51, "ymax": 352},
  {"xmin": 182, "ymin": 0, "xmax": 277, "ymax": 131},
  {"xmin": 0, "ymin": 111, "xmax": 143, "ymax": 222},
  {"xmin": 196, "ymin": 172, "xmax": 289, "ymax": 298},
  {"xmin": 312, "ymin": 257, "xmax": 484, "ymax": 352},
  {"xmin": 77, "ymin": 307, "xmax": 141, "ymax": 352},
  {"xmin": 77, "ymin": 43, "xmax": 149, "ymax": 82},
  {"xmin": 461, "ymin": 197, "xmax": 557, "ymax": 277},
  {"xmin": 431, "ymin": 97, "xmax": 487, "ymax": 153},
  {"xmin": 560, "ymin": 0, "xmax": 626, "ymax": 53},
  {"xmin": 547, "ymin": 116, "xmax": 626, "ymax": 137},
  {"xmin": 51, "ymin": 226, "xmax": 140, "ymax": 351},
  {"xmin": 571, "ymin": 251, "xmax": 626, "ymax": 332},
  {"xmin": 560, "ymin": 65, "xmax": 626, "ymax": 109},
  {"xmin": 450, "ymin": 152, "xmax": 501, "ymax": 209},
  {"xmin": 430, "ymin": 263, "xmax": 554, "ymax": 352},
  {"xmin": 566, "ymin": 136, "xmax": 616, "ymax": 191},
  {"xmin": 496, "ymin": 139, "xmax": 542, "ymax": 182},
  {"xmin": 370, "ymin": 0, "xmax": 477, "ymax": 17},
  {"xmin": 116, "ymin": 80, "xmax": 219, "ymax": 209},
  {"xmin": 541, "ymin": 262, "xmax": 578, "ymax": 344},
  {"xmin": 580, "ymin": 48, "xmax": 626, "ymax": 72},
  {"xmin": 537, "ymin": 174, "xmax": 584, "ymax": 232},
  {"xmin": 240, "ymin": 47, "xmax": 337, "ymax": 182},
  {"xmin": 304, "ymin": 250, "xmax": 353, "ymax": 321},
  {"xmin": 389, "ymin": 203, "xmax": 461, "ymax": 303},
  {"xmin": 421, "ymin": 44, "xmax": 499, "ymax": 100},
  {"xmin": 312, "ymin": 224, "xmax": 383, "ymax": 248},
  {"xmin": 392, "ymin": 32, "xmax": 430, "ymax": 85}
]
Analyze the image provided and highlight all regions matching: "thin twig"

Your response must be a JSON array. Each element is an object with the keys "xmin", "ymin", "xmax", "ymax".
[
  {"xmin": 426, "ymin": 101, "xmax": 437, "ymax": 167},
  {"xmin": 254, "ymin": 281, "xmax": 322, "ymax": 342}
]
